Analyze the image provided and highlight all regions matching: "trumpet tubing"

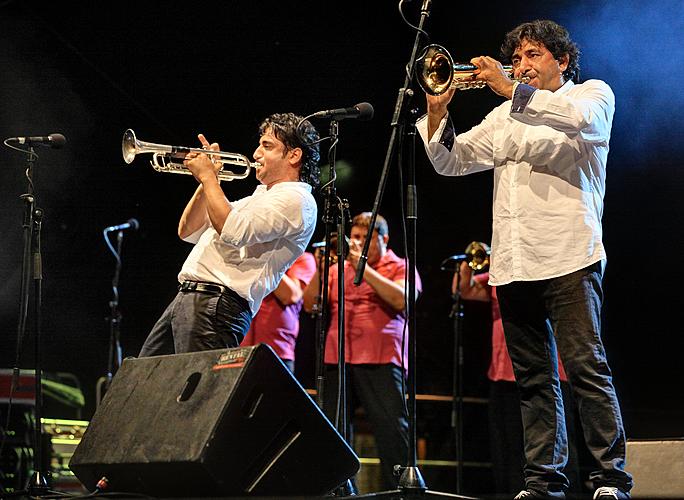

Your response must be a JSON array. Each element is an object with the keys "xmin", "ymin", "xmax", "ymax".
[
  {"xmin": 121, "ymin": 129, "xmax": 259, "ymax": 182},
  {"xmin": 416, "ymin": 44, "xmax": 529, "ymax": 95}
]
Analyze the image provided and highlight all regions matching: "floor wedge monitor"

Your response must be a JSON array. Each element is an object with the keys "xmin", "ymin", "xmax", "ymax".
[{"xmin": 70, "ymin": 344, "xmax": 359, "ymax": 497}]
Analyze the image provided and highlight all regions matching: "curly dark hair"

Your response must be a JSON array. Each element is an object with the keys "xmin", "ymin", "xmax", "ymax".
[
  {"xmin": 500, "ymin": 20, "xmax": 580, "ymax": 83},
  {"xmin": 258, "ymin": 113, "xmax": 321, "ymax": 188}
]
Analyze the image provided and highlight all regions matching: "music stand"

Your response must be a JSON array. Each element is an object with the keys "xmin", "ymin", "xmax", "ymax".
[{"xmin": 350, "ymin": 1, "xmax": 476, "ymax": 498}]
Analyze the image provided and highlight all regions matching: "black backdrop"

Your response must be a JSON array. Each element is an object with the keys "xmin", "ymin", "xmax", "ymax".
[{"xmin": 1, "ymin": 0, "xmax": 683, "ymax": 440}]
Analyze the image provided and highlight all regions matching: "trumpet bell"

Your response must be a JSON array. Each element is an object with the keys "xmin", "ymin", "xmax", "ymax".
[
  {"xmin": 122, "ymin": 129, "xmax": 137, "ymax": 164},
  {"xmin": 416, "ymin": 44, "xmax": 455, "ymax": 96}
]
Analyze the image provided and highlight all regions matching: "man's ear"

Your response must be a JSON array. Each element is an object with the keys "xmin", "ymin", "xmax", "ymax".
[
  {"xmin": 558, "ymin": 53, "xmax": 569, "ymax": 74},
  {"xmin": 288, "ymin": 147, "xmax": 303, "ymax": 165},
  {"xmin": 382, "ymin": 233, "xmax": 389, "ymax": 246}
]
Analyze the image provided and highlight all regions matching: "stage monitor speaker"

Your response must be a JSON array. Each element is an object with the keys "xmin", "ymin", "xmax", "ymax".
[
  {"xmin": 627, "ymin": 438, "xmax": 684, "ymax": 499},
  {"xmin": 69, "ymin": 344, "xmax": 359, "ymax": 497}
]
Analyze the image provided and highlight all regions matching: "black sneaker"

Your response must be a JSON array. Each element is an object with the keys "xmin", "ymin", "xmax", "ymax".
[
  {"xmin": 514, "ymin": 490, "xmax": 566, "ymax": 499},
  {"xmin": 593, "ymin": 486, "xmax": 629, "ymax": 499}
]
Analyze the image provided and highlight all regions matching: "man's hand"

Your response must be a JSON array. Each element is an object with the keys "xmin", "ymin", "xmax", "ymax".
[
  {"xmin": 471, "ymin": 56, "xmax": 515, "ymax": 99},
  {"xmin": 347, "ymin": 238, "xmax": 362, "ymax": 270},
  {"xmin": 426, "ymin": 87, "xmax": 456, "ymax": 141},
  {"xmin": 184, "ymin": 134, "xmax": 222, "ymax": 184}
]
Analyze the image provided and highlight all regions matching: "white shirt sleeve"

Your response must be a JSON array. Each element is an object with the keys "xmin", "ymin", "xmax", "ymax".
[
  {"xmin": 511, "ymin": 79, "xmax": 615, "ymax": 143},
  {"xmin": 417, "ymin": 110, "xmax": 498, "ymax": 177},
  {"xmin": 220, "ymin": 186, "xmax": 314, "ymax": 247}
]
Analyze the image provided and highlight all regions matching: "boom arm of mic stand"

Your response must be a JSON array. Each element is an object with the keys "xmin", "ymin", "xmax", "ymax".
[
  {"xmin": 354, "ymin": 0, "xmax": 430, "ymax": 287},
  {"xmin": 353, "ymin": 0, "xmax": 432, "ymax": 492}
]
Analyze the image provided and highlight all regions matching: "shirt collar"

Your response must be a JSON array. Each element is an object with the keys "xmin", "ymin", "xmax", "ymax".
[
  {"xmin": 254, "ymin": 181, "xmax": 312, "ymax": 194},
  {"xmin": 556, "ymin": 79, "xmax": 574, "ymax": 95}
]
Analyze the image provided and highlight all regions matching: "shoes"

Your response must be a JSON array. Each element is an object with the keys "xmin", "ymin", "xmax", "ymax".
[
  {"xmin": 514, "ymin": 490, "xmax": 566, "ymax": 499},
  {"xmin": 593, "ymin": 486, "xmax": 630, "ymax": 499}
]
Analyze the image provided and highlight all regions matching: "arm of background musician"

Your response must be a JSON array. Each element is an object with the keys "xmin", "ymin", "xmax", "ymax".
[
  {"xmin": 347, "ymin": 242, "xmax": 407, "ymax": 313},
  {"xmin": 272, "ymin": 274, "xmax": 303, "ymax": 306},
  {"xmin": 510, "ymin": 79, "xmax": 615, "ymax": 142},
  {"xmin": 358, "ymin": 265, "xmax": 407, "ymax": 313},
  {"xmin": 273, "ymin": 251, "xmax": 317, "ymax": 306},
  {"xmin": 453, "ymin": 261, "xmax": 491, "ymax": 302},
  {"xmin": 302, "ymin": 267, "xmax": 321, "ymax": 314}
]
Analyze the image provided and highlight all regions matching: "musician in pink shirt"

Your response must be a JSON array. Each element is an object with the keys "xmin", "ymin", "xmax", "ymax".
[
  {"xmin": 241, "ymin": 252, "xmax": 316, "ymax": 372},
  {"xmin": 303, "ymin": 212, "xmax": 421, "ymax": 490}
]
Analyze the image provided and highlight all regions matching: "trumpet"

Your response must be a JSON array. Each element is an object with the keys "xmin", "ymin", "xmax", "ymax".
[
  {"xmin": 121, "ymin": 129, "xmax": 259, "ymax": 182},
  {"xmin": 415, "ymin": 44, "xmax": 530, "ymax": 95}
]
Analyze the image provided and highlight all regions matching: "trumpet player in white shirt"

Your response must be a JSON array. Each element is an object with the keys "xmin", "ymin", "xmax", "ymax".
[
  {"xmin": 417, "ymin": 19, "xmax": 632, "ymax": 500},
  {"xmin": 138, "ymin": 113, "xmax": 320, "ymax": 358}
]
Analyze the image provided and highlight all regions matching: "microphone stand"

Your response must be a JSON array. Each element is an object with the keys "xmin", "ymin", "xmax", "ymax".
[
  {"xmin": 96, "ymin": 229, "xmax": 127, "ymax": 403},
  {"xmin": 351, "ymin": 1, "xmax": 473, "ymax": 498},
  {"xmin": 6, "ymin": 146, "xmax": 53, "ymax": 497},
  {"xmin": 313, "ymin": 119, "xmax": 356, "ymax": 496},
  {"xmin": 449, "ymin": 267, "xmax": 465, "ymax": 495}
]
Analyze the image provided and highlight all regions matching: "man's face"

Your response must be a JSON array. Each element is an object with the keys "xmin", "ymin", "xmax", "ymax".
[
  {"xmin": 350, "ymin": 225, "xmax": 387, "ymax": 265},
  {"xmin": 252, "ymin": 127, "xmax": 300, "ymax": 188},
  {"xmin": 511, "ymin": 38, "xmax": 568, "ymax": 92}
]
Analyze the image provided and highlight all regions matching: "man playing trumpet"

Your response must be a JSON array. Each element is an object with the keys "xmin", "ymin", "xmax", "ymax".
[
  {"xmin": 138, "ymin": 113, "xmax": 320, "ymax": 357},
  {"xmin": 418, "ymin": 20, "xmax": 632, "ymax": 500}
]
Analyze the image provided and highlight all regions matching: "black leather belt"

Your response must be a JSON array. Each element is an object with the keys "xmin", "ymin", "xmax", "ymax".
[
  {"xmin": 179, "ymin": 280, "xmax": 229, "ymax": 294},
  {"xmin": 178, "ymin": 280, "xmax": 250, "ymax": 311}
]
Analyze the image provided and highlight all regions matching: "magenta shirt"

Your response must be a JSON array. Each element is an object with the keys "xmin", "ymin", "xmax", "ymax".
[
  {"xmin": 242, "ymin": 252, "xmax": 317, "ymax": 360},
  {"xmin": 324, "ymin": 250, "xmax": 422, "ymax": 371}
]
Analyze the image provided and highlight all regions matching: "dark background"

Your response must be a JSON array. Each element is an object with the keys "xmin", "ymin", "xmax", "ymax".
[{"xmin": 1, "ymin": 0, "xmax": 683, "ymax": 479}]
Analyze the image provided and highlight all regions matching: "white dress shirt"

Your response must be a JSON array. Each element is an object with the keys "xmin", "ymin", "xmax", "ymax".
[
  {"xmin": 178, "ymin": 181, "xmax": 317, "ymax": 315},
  {"xmin": 417, "ymin": 79, "xmax": 615, "ymax": 285}
]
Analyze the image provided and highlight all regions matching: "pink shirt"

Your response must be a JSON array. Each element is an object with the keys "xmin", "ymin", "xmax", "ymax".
[
  {"xmin": 474, "ymin": 273, "xmax": 567, "ymax": 382},
  {"xmin": 324, "ymin": 250, "xmax": 422, "ymax": 371},
  {"xmin": 242, "ymin": 252, "xmax": 317, "ymax": 360}
]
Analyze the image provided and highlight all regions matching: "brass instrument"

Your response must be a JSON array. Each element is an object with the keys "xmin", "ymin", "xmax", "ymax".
[
  {"xmin": 416, "ymin": 44, "xmax": 529, "ymax": 95},
  {"xmin": 465, "ymin": 241, "xmax": 490, "ymax": 271},
  {"xmin": 311, "ymin": 233, "xmax": 351, "ymax": 264},
  {"xmin": 121, "ymin": 129, "xmax": 258, "ymax": 181}
]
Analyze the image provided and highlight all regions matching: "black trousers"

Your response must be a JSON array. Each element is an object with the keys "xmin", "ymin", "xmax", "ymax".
[
  {"xmin": 323, "ymin": 363, "xmax": 409, "ymax": 491},
  {"xmin": 497, "ymin": 263, "xmax": 633, "ymax": 495},
  {"xmin": 488, "ymin": 380, "xmax": 582, "ymax": 496},
  {"xmin": 139, "ymin": 285, "xmax": 252, "ymax": 356}
]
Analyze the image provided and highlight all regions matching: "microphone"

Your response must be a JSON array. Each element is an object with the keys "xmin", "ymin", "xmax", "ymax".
[
  {"xmin": 445, "ymin": 253, "xmax": 469, "ymax": 262},
  {"xmin": 311, "ymin": 102, "xmax": 374, "ymax": 121},
  {"xmin": 104, "ymin": 218, "xmax": 140, "ymax": 232},
  {"xmin": 5, "ymin": 133, "xmax": 67, "ymax": 149}
]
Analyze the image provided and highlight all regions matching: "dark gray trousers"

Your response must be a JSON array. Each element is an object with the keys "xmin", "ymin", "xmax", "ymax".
[
  {"xmin": 497, "ymin": 262, "xmax": 633, "ymax": 495},
  {"xmin": 139, "ymin": 286, "xmax": 251, "ymax": 357}
]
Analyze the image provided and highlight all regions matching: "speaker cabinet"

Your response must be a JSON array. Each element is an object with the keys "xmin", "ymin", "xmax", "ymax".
[
  {"xmin": 627, "ymin": 438, "xmax": 684, "ymax": 499},
  {"xmin": 70, "ymin": 344, "xmax": 359, "ymax": 497}
]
